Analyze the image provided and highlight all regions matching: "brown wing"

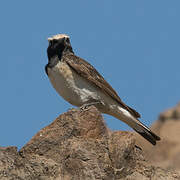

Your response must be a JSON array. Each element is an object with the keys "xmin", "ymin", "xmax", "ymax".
[{"xmin": 64, "ymin": 54, "xmax": 140, "ymax": 118}]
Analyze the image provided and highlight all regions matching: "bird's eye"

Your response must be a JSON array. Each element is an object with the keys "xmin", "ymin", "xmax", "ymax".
[
  {"xmin": 66, "ymin": 38, "xmax": 70, "ymax": 43},
  {"xmin": 53, "ymin": 40, "xmax": 58, "ymax": 43}
]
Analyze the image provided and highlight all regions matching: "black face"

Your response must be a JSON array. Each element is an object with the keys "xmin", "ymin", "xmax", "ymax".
[
  {"xmin": 47, "ymin": 37, "xmax": 72, "ymax": 60},
  {"xmin": 45, "ymin": 37, "xmax": 73, "ymax": 75}
]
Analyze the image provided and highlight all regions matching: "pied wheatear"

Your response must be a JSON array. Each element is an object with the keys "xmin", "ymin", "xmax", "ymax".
[{"xmin": 45, "ymin": 34, "xmax": 160, "ymax": 145}]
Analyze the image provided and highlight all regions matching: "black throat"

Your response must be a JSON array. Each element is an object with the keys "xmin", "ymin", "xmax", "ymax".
[{"xmin": 45, "ymin": 42, "xmax": 73, "ymax": 75}]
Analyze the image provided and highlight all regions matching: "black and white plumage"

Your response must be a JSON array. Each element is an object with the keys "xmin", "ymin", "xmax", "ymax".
[{"xmin": 45, "ymin": 34, "xmax": 160, "ymax": 145}]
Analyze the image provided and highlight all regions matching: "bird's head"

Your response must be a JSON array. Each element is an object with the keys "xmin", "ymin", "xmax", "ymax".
[{"xmin": 47, "ymin": 34, "xmax": 73, "ymax": 59}]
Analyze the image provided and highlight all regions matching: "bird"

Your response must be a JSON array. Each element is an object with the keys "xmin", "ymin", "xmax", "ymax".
[{"xmin": 45, "ymin": 34, "xmax": 160, "ymax": 145}]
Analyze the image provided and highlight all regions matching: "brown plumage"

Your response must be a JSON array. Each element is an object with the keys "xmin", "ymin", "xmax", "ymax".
[
  {"xmin": 63, "ymin": 54, "xmax": 140, "ymax": 118},
  {"xmin": 45, "ymin": 34, "xmax": 160, "ymax": 145}
]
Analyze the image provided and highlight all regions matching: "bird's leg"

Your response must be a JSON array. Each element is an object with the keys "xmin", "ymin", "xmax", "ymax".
[
  {"xmin": 80, "ymin": 101, "xmax": 102, "ymax": 111},
  {"xmin": 67, "ymin": 107, "xmax": 77, "ymax": 112}
]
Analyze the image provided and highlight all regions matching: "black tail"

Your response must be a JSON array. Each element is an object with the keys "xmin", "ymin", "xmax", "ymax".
[
  {"xmin": 133, "ymin": 123, "xmax": 160, "ymax": 145},
  {"xmin": 111, "ymin": 109, "xmax": 161, "ymax": 145}
]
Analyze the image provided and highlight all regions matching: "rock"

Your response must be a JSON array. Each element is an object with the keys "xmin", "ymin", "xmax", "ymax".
[
  {"xmin": 0, "ymin": 106, "xmax": 180, "ymax": 179},
  {"xmin": 135, "ymin": 103, "xmax": 180, "ymax": 171}
]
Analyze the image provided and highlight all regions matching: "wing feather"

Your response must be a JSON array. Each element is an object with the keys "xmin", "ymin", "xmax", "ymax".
[{"xmin": 64, "ymin": 54, "xmax": 140, "ymax": 118}]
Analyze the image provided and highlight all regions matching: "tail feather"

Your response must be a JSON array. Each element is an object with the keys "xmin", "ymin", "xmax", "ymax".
[
  {"xmin": 111, "ymin": 108, "xmax": 161, "ymax": 145},
  {"xmin": 130, "ymin": 119, "xmax": 160, "ymax": 145},
  {"xmin": 133, "ymin": 124, "xmax": 160, "ymax": 145}
]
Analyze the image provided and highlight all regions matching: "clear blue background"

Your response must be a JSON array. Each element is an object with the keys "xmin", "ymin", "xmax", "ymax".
[{"xmin": 0, "ymin": 1, "xmax": 180, "ymax": 149}]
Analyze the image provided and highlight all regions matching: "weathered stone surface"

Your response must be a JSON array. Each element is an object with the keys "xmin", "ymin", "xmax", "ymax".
[
  {"xmin": 136, "ymin": 103, "xmax": 180, "ymax": 172},
  {"xmin": 0, "ymin": 106, "xmax": 180, "ymax": 179}
]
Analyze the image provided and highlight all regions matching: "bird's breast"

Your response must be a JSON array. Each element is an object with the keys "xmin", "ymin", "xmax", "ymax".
[{"xmin": 47, "ymin": 61, "xmax": 100, "ymax": 107}]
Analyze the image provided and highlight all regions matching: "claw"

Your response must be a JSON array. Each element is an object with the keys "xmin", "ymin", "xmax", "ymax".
[{"xmin": 80, "ymin": 101, "xmax": 102, "ymax": 111}]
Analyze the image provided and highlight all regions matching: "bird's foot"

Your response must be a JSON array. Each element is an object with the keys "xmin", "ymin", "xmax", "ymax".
[
  {"xmin": 79, "ymin": 102, "xmax": 101, "ymax": 111},
  {"xmin": 67, "ymin": 107, "xmax": 77, "ymax": 112}
]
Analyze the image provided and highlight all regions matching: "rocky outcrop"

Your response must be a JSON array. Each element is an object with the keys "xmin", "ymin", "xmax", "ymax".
[
  {"xmin": 136, "ymin": 103, "xmax": 180, "ymax": 171},
  {"xmin": 0, "ymin": 106, "xmax": 180, "ymax": 179}
]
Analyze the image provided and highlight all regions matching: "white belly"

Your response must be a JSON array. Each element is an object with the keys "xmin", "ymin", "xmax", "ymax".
[
  {"xmin": 46, "ymin": 61, "xmax": 138, "ymax": 133},
  {"xmin": 47, "ymin": 61, "xmax": 102, "ymax": 107},
  {"xmin": 46, "ymin": 61, "xmax": 133, "ymax": 121}
]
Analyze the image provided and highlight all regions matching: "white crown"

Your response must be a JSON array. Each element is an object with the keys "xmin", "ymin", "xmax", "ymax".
[{"xmin": 48, "ymin": 34, "xmax": 69, "ymax": 41}]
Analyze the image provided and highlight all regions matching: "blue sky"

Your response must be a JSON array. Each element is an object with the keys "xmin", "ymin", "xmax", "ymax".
[{"xmin": 1, "ymin": 1, "xmax": 180, "ymax": 149}]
